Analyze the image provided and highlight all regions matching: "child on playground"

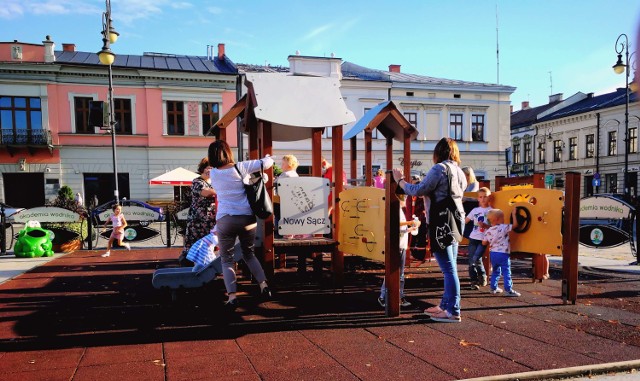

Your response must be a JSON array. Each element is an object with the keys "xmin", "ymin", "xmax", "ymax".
[
  {"xmin": 378, "ymin": 193, "xmax": 420, "ymax": 309},
  {"xmin": 101, "ymin": 204, "xmax": 130, "ymax": 257},
  {"xmin": 482, "ymin": 208, "xmax": 521, "ymax": 297},
  {"xmin": 465, "ymin": 187, "xmax": 492, "ymax": 290}
]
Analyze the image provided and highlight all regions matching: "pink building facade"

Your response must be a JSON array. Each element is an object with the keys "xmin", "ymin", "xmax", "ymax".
[{"xmin": 0, "ymin": 37, "xmax": 237, "ymax": 208}]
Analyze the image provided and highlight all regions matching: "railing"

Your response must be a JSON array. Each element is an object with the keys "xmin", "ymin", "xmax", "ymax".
[{"xmin": 0, "ymin": 129, "xmax": 52, "ymax": 146}]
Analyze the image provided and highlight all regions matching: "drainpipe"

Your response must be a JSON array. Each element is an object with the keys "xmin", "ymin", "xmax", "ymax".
[{"xmin": 596, "ymin": 112, "xmax": 601, "ymax": 193}]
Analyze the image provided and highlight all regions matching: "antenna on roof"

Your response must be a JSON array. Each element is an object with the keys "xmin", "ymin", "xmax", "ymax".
[
  {"xmin": 548, "ymin": 71, "xmax": 553, "ymax": 95},
  {"xmin": 496, "ymin": 2, "xmax": 500, "ymax": 84}
]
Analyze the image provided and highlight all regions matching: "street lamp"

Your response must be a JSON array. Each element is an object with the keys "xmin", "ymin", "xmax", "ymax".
[
  {"xmin": 612, "ymin": 33, "xmax": 635, "ymax": 198},
  {"xmin": 97, "ymin": 0, "xmax": 119, "ymax": 204}
]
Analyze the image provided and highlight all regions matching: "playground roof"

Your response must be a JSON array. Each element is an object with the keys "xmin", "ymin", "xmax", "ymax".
[
  {"xmin": 148, "ymin": 167, "xmax": 198, "ymax": 186},
  {"xmin": 215, "ymin": 73, "xmax": 356, "ymax": 141},
  {"xmin": 343, "ymin": 101, "xmax": 418, "ymax": 141}
]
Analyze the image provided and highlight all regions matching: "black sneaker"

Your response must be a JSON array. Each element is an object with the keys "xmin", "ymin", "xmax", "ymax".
[
  {"xmin": 377, "ymin": 297, "xmax": 386, "ymax": 308},
  {"xmin": 469, "ymin": 283, "xmax": 480, "ymax": 290},
  {"xmin": 400, "ymin": 298, "xmax": 412, "ymax": 308},
  {"xmin": 261, "ymin": 286, "xmax": 272, "ymax": 299}
]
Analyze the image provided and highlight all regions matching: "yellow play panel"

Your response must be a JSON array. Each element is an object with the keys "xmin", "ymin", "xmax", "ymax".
[
  {"xmin": 338, "ymin": 187, "xmax": 385, "ymax": 261},
  {"xmin": 491, "ymin": 188, "xmax": 564, "ymax": 256}
]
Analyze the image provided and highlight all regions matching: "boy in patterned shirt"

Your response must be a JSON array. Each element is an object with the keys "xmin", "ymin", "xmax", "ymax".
[{"xmin": 482, "ymin": 208, "xmax": 521, "ymax": 297}]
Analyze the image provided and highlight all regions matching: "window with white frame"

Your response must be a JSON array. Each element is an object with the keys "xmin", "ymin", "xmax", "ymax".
[
  {"xmin": 553, "ymin": 140, "xmax": 563, "ymax": 162},
  {"xmin": 113, "ymin": 98, "xmax": 133, "ymax": 135},
  {"xmin": 513, "ymin": 143, "xmax": 521, "ymax": 164},
  {"xmin": 449, "ymin": 113, "xmax": 463, "ymax": 140},
  {"xmin": 586, "ymin": 134, "xmax": 595, "ymax": 158},
  {"xmin": 166, "ymin": 101, "xmax": 184, "ymax": 135},
  {"xmin": 471, "ymin": 114, "xmax": 484, "ymax": 141},
  {"xmin": 630, "ymin": 127, "xmax": 637, "ymax": 154},
  {"xmin": 524, "ymin": 141, "xmax": 532, "ymax": 163},
  {"xmin": 74, "ymin": 97, "xmax": 94, "ymax": 134},
  {"xmin": 569, "ymin": 137, "xmax": 577, "ymax": 160},
  {"xmin": 608, "ymin": 131, "xmax": 617, "ymax": 156},
  {"xmin": 202, "ymin": 102, "xmax": 219, "ymax": 136}
]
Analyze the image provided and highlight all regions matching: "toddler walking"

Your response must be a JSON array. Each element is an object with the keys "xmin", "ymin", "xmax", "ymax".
[
  {"xmin": 482, "ymin": 208, "xmax": 521, "ymax": 297},
  {"xmin": 102, "ymin": 204, "xmax": 130, "ymax": 257}
]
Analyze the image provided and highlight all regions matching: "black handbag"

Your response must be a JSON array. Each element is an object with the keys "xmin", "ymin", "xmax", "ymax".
[
  {"xmin": 234, "ymin": 162, "xmax": 273, "ymax": 219},
  {"xmin": 429, "ymin": 163, "xmax": 464, "ymax": 250}
]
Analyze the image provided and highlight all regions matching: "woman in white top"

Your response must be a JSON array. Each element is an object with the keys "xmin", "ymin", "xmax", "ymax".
[{"xmin": 208, "ymin": 140, "xmax": 274, "ymax": 309}]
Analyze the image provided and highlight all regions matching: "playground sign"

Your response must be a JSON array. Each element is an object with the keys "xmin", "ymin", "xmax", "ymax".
[
  {"xmin": 276, "ymin": 177, "xmax": 330, "ymax": 235},
  {"xmin": 12, "ymin": 206, "xmax": 82, "ymax": 223},
  {"xmin": 579, "ymin": 195, "xmax": 633, "ymax": 219}
]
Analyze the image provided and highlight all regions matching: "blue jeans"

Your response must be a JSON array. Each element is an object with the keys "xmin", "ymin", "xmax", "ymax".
[
  {"xmin": 467, "ymin": 238, "xmax": 487, "ymax": 283},
  {"xmin": 490, "ymin": 251, "xmax": 513, "ymax": 291},
  {"xmin": 434, "ymin": 244, "xmax": 461, "ymax": 316},
  {"xmin": 380, "ymin": 248, "xmax": 406, "ymax": 299}
]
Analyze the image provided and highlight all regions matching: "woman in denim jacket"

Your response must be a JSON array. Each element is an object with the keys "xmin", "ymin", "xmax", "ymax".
[{"xmin": 393, "ymin": 137, "xmax": 466, "ymax": 322}]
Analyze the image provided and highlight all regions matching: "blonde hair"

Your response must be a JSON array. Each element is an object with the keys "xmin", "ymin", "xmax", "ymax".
[
  {"xmin": 487, "ymin": 208, "xmax": 504, "ymax": 222},
  {"xmin": 282, "ymin": 154, "xmax": 299, "ymax": 170},
  {"xmin": 462, "ymin": 166, "xmax": 477, "ymax": 183},
  {"xmin": 376, "ymin": 169, "xmax": 384, "ymax": 177},
  {"xmin": 478, "ymin": 187, "xmax": 491, "ymax": 196}
]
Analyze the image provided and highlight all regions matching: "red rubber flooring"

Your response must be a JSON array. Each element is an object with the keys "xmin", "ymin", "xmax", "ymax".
[{"xmin": 0, "ymin": 248, "xmax": 639, "ymax": 380}]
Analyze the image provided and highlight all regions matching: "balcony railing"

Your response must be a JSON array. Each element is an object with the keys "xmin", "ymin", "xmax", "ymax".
[{"xmin": 0, "ymin": 129, "xmax": 52, "ymax": 146}]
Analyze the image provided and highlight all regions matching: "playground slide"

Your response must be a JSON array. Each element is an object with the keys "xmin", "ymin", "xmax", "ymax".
[{"xmin": 152, "ymin": 241, "xmax": 243, "ymax": 290}]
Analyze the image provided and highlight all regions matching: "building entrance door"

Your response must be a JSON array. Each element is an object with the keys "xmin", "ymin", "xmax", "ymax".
[{"xmin": 3, "ymin": 173, "xmax": 45, "ymax": 208}]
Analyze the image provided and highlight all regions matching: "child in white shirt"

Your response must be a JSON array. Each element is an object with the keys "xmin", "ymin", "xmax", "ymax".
[
  {"xmin": 464, "ymin": 187, "xmax": 492, "ymax": 290},
  {"xmin": 482, "ymin": 208, "xmax": 521, "ymax": 297}
]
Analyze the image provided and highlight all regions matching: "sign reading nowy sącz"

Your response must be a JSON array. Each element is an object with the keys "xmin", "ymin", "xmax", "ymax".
[
  {"xmin": 579, "ymin": 195, "xmax": 633, "ymax": 219},
  {"xmin": 277, "ymin": 177, "xmax": 330, "ymax": 235},
  {"xmin": 97, "ymin": 205, "xmax": 161, "ymax": 223},
  {"xmin": 13, "ymin": 206, "xmax": 82, "ymax": 223}
]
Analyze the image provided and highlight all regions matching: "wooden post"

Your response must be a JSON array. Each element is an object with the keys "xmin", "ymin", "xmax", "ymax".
[
  {"xmin": 332, "ymin": 125, "xmax": 344, "ymax": 289},
  {"xmin": 562, "ymin": 171, "xmax": 580, "ymax": 304},
  {"xmin": 386, "ymin": 137, "xmax": 393, "ymax": 170},
  {"xmin": 532, "ymin": 172, "xmax": 545, "ymax": 189},
  {"xmin": 364, "ymin": 130, "xmax": 372, "ymax": 186},
  {"xmin": 262, "ymin": 121, "xmax": 274, "ymax": 278},
  {"xmin": 494, "ymin": 175, "xmax": 505, "ymax": 191},
  {"xmin": 350, "ymin": 137, "xmax": 357, "ymax": 186},
  {"xmin": 385, "ymin": 172, "xmax": 401, "ymax": 317},
  {"xmin": 312, "ymin": 129, "xmax": 323, "ymax": 177}
]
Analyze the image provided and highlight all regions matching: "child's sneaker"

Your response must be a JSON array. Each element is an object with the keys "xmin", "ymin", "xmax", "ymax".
[
  {"xmin": 505, "ymin": 289, "xmax": 521, "ymax": 297},
  {"xmin": 101, "ymin": 251, "xmax": 110, "ymax": 258},
  {"xmin": 124, "ymin": 243, "xmax": 131, "ymax": 251},
  {"xmin": 377, "ymin": 297, "xmax": 386, "ymax": 308},
  {"xmin": 480, "ymin": 276, "xmax": 488, "ymax": 287},
  {"xmin": 490, "ymin": 287, "xmax": 503, "ymax": 294},
  {"xmin": 469, "ymin": 283, "xmax": 480, "ymax": 290},
  {"xmin": 400, "ymin": 298, "xmax": 412, "ymax": 308}
]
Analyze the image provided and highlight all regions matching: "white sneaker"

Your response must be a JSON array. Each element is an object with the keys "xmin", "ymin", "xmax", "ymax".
[
  {"xmin": 490, "ymin": 287, "xmax": 503, "ymax": 294},
  {"xmin": 124, "ymin": 243, "xmax": 131, "ymax": 251},
  {"xmin": 505, "ymin": 289, "xmax": 521, "ymax": 297},
  {"xmin": 101, "ymin": 251, "xmax": 111, "ymax": 257}
]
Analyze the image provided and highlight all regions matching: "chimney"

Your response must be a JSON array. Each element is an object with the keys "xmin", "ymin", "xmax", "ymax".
[
  {"xmin": 548, "ymin": 93, "xmax": 563, "ymax": 103},
  {"xmin": 521, "ymin": 101, "xmax": 530, "ymax": 110},
  {"xmin": 43, "ymin": 35, "xmax": 55, "ymax": 63},
  {"xmin": 389, "ymin": 64, "xmax": 401, "ymax": 73},
  {"xmin": 510, "ymin": 105, "xmax": 514, "ymax": 113},
  {"xmin": 217, "ymin": 43, "xmax": 225, "ymax": 60},
  {"xmin": 62, "ymin": 43, "xmax": 75, "ymax": 52}
]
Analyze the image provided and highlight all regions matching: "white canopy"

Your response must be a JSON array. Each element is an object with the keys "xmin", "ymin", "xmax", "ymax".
[
  {"xmin": 149, "ymin": 167, "xmax": 198, "ymax": 186},
  {"xmin": 242, "ymin": 73, "xmax": 356, "ymax": 141}
]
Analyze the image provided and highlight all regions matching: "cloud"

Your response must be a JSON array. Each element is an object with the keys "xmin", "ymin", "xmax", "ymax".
[
  {"xmin": 207, "ymin": 6, "xmax": 223, "ymax": 14},
  {"xmin": 0, "ymin": 1, "xmax": 24, "ymax": 19},
  {"xmin": 0, "ymin": 0, "xmax": 98, "ymax": 19},
  {"xmin": 301, "ymin": 24, "xmax": 333, "ymax": 41},
  {"xmin": 171, "ymin": 2, "xmax": 193, "ymax": 9}
]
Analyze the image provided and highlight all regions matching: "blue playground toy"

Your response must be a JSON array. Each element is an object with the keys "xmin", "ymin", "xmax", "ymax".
[{"xmin": 14, "ymin": 221, "xmax": 54, "ymax": 258}]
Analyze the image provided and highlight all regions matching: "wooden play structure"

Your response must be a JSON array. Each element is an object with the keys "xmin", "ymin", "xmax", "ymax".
[{"xmin": 214, "ymin": 72, "xmax": 355, "ymax": 282}]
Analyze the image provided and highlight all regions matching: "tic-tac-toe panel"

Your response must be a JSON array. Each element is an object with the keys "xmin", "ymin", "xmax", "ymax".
[
  {"xmin": 491, "ymin": 188, "xmax": 564, "ymax": 256},
  {"xmin": 337, "ymin": 187, "xmax": 385, "ymax": 261}
]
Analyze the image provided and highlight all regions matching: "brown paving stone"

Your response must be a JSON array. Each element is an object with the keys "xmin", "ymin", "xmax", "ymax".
[
  {"xmin": 163, "ymin": 339, "xmax": 241, "ymax": 361},
  {"xmin": 80, "ymin": 343, "xmax": 163, "ymax": 366},
  {"xmin": 367, "ymin": 324, "xmax": 530, "ymax": 379},
  {"xmin": 427, "ymin": 317, "xmax": 599, "ymax": 371},
  {"xmin": 302, "ymin": 328, "xmax": 452, "ymax": 381},
  {"xmin": 165, "ymin": 353, "xmax": 258, "ymax": 381},
  {"xmin": 258, "ymin": 363, "xmax": 359, "ymax": 381},
  {"xmin": 0, "ymin": 347, "xmax": 84, "ymax": 373},
  {"xmin": 74, "ymin": 361, "xmax": 165, "ymax": 381},
  {"xmin": 2, "ymin": 367, "xmax": 76, "ymax": 381}
]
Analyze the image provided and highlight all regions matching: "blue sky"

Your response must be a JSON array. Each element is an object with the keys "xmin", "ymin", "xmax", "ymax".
[{"xmin": 1, "ymin": 0, "xmax": 639, "ymax": 109}]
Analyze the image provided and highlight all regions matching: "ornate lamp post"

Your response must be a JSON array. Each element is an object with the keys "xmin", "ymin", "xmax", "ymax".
[
  {"xmin": 613, "ymin": 33, "xmax": 633, "ymax": 198},
  {"xmin": 97, "ymin": 0, "xmax": 120, "ymax": 204}
]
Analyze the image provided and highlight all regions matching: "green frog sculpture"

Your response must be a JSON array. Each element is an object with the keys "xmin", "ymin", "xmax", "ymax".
[{"xmin": 14, "ymin": 221, "xmax": 54, "ymax": 258}]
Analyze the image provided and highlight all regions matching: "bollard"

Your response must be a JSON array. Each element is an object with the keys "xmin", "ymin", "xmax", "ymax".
[
  {"xmin": 0, "ymin": 204, "xmax": 5, "ymax": 255},
  {"xmin": 87, "ymin": 210, "xmax": 93, "ymax": 250}
]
